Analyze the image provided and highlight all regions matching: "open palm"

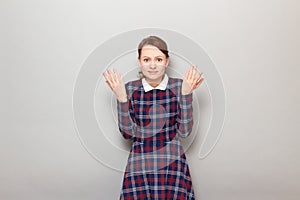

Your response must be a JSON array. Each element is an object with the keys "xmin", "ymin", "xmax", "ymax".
[
  {"xmin": 182, "ymin": 65, "xmax": 204, "ymax": 95},
  {"xmin": 102, "ymin": 68, "xmax": 127, "ymax": 102}
]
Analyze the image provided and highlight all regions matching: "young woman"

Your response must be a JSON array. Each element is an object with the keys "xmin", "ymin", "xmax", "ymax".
[{"xmin": 103, "ymin": 36, "xmax": 204, "ymax": 200}]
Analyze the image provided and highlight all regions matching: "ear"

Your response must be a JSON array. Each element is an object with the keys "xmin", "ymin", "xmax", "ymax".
[
  {"xmin": 165, "ymin": 58, "xmax": 169, "ymax": 67},
  {"xmin": 138, "ymin": 58, "xmax": 142, "ymax": 67}
]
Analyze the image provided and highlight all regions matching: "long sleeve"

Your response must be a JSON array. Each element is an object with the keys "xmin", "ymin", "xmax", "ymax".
[
  {"xmin": 176, "ymin": 92, "xmax": 193, "ymax": 138},
  {"xmin": 117, "ymin": 98, "xmax": 136, "ymax": 140}
]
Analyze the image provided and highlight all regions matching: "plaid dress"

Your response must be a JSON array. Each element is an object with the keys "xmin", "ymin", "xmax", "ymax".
[{"xmin": 117, "ymin": 76, "xmax": 195, "ymax": 200}]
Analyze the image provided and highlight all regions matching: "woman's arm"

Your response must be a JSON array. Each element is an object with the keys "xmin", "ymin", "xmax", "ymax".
[
  {"xmin": 102, "ymin": 68, "xmax": 136, "ymax": 140},
  {"xmin": 176, "ymin": 92, "xmax": 193, "ymax": 138},
  {"xmin": 116, "ymin": 85, "xmax": 136, "ymax": 140},
  {"xmin": 176, "ymin": 65, "xmax": 204, "ymax": 137}
]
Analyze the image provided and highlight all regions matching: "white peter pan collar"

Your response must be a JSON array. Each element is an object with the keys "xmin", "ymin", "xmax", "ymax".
[{"xmin": 142, "ymin": 73, "xmax": 169, "ymax": 92}]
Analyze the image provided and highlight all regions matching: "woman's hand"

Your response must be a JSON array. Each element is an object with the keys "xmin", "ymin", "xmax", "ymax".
[
  {"xmin": 182, "ymin": 65, "xmax": 204, "ymax": 95},
  {"xmin": 103, "ymin": 68, "xmax": 127, "ymax": 102}
]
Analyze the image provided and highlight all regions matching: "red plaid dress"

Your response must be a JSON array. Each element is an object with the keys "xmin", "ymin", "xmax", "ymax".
[{"xmin": 117, "ymin": 76, "xmax": 195, "ymax": 200}]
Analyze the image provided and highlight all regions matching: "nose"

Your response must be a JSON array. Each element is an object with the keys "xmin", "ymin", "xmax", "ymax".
[
  {"xmin": 149, "ymin": 63, "xmax": 157, "ymax": 69},
  {"xmin": 148, "ymin": 60, "xmax": 156, "ymax": 65}
]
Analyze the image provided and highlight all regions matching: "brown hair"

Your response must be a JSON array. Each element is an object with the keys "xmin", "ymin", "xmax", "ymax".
[{"xmin": 137, "ymin": 36, "xmax": 169, "ymax": 79}]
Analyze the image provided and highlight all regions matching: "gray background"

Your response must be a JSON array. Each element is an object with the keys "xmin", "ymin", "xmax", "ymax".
[{"xmin": 1, "ymin": 0, "xmax": 299, "ymax": 199}]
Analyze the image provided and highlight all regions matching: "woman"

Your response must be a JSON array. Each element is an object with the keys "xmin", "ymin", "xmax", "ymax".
[{"xmin": 103, "ymin": 36, "xmax": 204, "ymax": 200}]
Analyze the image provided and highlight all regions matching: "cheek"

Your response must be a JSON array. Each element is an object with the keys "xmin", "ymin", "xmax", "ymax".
[
  {"xmin": 138, "ymin": 59, "xmax": 144, "ymax": 67},
  {"xmin": 140, "ymin": 66, "xmax": 147, "ymax": 72},
  {"xmin": 159, "ymin": 68, "xmax": 166, "ymax": 74}
]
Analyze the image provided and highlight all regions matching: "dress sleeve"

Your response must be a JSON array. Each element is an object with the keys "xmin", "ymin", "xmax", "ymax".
[
  {"xmin": 176, "ymin": 91, "xmax": 194, "ymax": 138},
  {"xmin": 116, "ymin": 86, "xmax": 136, "ymax": 140}
]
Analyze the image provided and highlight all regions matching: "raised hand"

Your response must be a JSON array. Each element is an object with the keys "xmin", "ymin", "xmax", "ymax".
[
  {"xmin": 182, "ymin": 65, "xmax": 204, "ymax": 95},
  {"xmin": 102, "ymin": 68, "xmax": 127, "ymax": 102}
]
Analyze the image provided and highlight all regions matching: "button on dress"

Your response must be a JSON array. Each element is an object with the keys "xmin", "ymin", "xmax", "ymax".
[{"xmin": 117, "ymin": 75, "xmax": 195, "ymax": 200}]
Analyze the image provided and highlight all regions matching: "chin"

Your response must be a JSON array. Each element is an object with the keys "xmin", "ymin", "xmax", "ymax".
[{"xmin": 147, "ymin": 76, "xmax": 161, "ymax": 80}]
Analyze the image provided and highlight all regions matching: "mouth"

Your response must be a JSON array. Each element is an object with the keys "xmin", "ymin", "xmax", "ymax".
[{"xmin": 148, "ymin": 71, "xmax": 158, "ymax": 74}]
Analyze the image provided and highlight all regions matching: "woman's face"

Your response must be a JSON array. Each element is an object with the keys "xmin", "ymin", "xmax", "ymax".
[{"xmin": 138, "ymin": 44, "xmax": 169, "ymax": 85}]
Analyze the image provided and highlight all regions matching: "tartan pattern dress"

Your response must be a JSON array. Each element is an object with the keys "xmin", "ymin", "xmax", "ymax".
[{"xmin": 117, "ymin": 75, "xmax": 195, "ymax": 200}]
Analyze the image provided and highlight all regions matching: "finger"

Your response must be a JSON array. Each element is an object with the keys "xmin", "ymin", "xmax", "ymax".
[
  {"xmin": 195, "ymin": 72, "xmax": 203, "ymax": 83},
  {"xmin": 113, "ymin": 68, "xmax": 119, "ymax": 83},
  {"xmin": 103, "ymin": 73, "xmax": 113, "ymax": 88},
  {"xmin": 105, "ymin": 80, "xmax": 113, "ymax": 90},
  {"xmin": 194, "ymin": 67, "xmax": 198, "ymax": 88},
  {"xmin": 191, "ymin": 65, "xmax": 196, "ymax": 80},
  {"xmin": 102, "ymin": 72, "xmax": 108, "ymax": 81},
  {"xmin": 185, "ymin": 67, "xmax": 191, "ymax": 80},
  {"xmin": 189, "ymin": 66, "xmax": 198, "ymax": 88},
  {"xmin": 194, "ymin": 77, "xmax": 204, "ymax": 89},
  {"xmin": 187, "ymin": 66, "xmax": 193, "ymax": 80},
  {"xmin": 195, "ymin": 72, "xmax": 202, "ymax": 80},
  {"xmin": 102, "ymin": 71, "xmax": 109, "ymax": 80},
  {"xmin": 191, "ymin": 74, "xmax": 201, "ymax": 88},
  {"xmin": 104, "ymin": 70, "xmax": 112, "ymax": 82},
  {"xmin": 103, "ymin": 72, "xmax": 113, "ymax": 86},
  {"xmin": 120, "ymin": 72, "xmax": 124, "ymax": 84},
  {"xmin": 107, "ymin": 69, "xmax": 115, "ymax": 84}
]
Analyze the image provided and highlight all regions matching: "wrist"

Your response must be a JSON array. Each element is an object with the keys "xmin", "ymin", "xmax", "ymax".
[
  {"xmin": 181, "ymin": 90, "xmax": 191, "ymax": 95},
  {"xmin": 117, "ymin": 95, "xmax": 127, "ymax": 102}
]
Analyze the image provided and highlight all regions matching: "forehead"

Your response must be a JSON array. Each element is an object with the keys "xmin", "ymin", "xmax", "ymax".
[{"xmin": 140, "ymin": 45, "xmax": 165, "ymax": 57}]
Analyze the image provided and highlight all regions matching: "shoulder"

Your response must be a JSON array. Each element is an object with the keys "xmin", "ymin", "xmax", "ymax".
[
  {"xmin": 168, "ymin": 77, "xmax": 183, "ymax": 88},
  {"xmin": 167, "ymin": 77, "xmax": 183, "ymax": 97},
  {"xmin": 169, "ymin": 77, "xmax": 183, "ymax": 83},
  {"xmin": 125, "ymin": 79, "xmax": 141, "ymax": 88},
  {"xmin": 124, "ymin": 79, "xmax": 142, "ymax": 94}
]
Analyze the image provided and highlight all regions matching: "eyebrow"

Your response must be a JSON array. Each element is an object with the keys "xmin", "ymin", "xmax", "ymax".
[{"xmin": 141, "ymin": 56, "xmax": 164, "ymax": 58}]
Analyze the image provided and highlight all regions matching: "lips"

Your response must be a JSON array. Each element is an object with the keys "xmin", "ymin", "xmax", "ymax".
[{"xmin": 148, "ymin": 71, "xmax": 158, "ymax": 74}]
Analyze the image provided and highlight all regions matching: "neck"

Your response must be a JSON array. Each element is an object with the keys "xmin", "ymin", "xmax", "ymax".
[{"xmin": 146, "ymin": 74, "xmax": 165, "ymax": 88}]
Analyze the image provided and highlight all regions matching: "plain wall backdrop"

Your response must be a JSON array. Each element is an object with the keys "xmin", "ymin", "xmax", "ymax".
[{"xmin": 1, "ymin": 0, "xmax": 299, "ymax": 199}]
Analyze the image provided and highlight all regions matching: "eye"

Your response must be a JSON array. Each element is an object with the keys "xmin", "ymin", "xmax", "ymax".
[
  {"xmin": 157, "ymin": 58, "xmax": 163, "ymax": 62},
  {"xmin": 143, "ymin": 58, "xmax": 149, "ymax": 62}
]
